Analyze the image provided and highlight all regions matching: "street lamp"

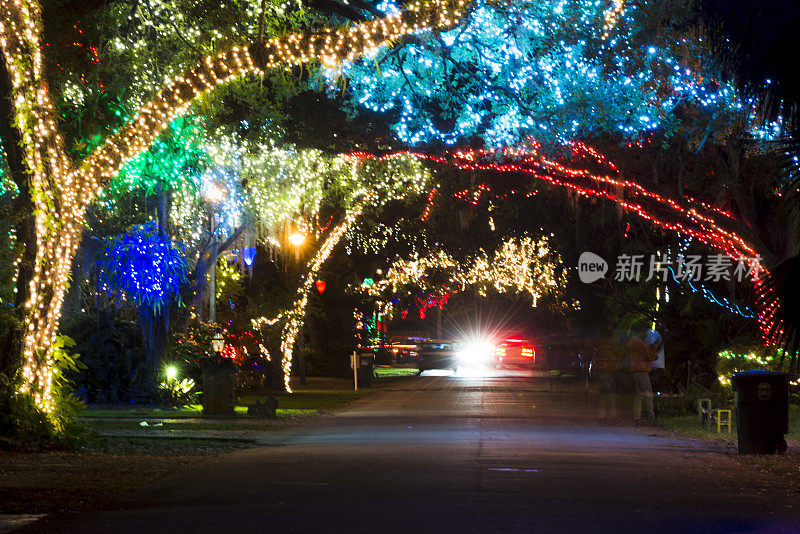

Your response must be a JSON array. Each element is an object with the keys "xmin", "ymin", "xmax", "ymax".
[
  {"xmin": 203, "ymin": 182, "xmax": 226, "ymax": 205},
  {"xmin": 165, "ymin": 365, "xmax": 178, "ymax": 381},
  {"xmin": 289, "ymin": 231, "xmax": 305, "ymax": 260},
  {"xmin": 202, "ymin": 180, "xmax": 227, "ymax": 323},
  {"xmin": 211, "ymin": 332, "xmax": 225, "ymax": 355}
]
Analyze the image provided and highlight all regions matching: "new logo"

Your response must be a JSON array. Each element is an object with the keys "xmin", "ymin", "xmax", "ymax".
[{"xmin": 578, "ymin": 252, "xmax": 608, "ymax": 283}]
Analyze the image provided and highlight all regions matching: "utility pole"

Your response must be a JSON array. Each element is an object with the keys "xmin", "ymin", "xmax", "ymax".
[
  {"xmin": 202, "ymin": 182, "xmax": 225, "ymax": 324},
  {"xmin": 209, "ymin": 212, "xmax": 217, "ymax": 323}
]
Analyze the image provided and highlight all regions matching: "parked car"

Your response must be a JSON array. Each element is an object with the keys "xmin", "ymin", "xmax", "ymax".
[
  {"xmin": 493, "ymin": 337, "xmax": 536, "ymax": 368},
  {"xmin": 417, "ymin": 340, "xmax": 459, "ymax": 372}
]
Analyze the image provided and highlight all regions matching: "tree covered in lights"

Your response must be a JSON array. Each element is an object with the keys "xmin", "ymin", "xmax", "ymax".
[
  {"xmin": 362, "ymin": 235, "xmax": 572, "ymax": 316},
  {"xmin": 0, "ymin": 0, "xmax": 467, "ymax": 431},
  {"xmin": 95, "ymin": 223, "xmax": 188, "ymax": 386}
]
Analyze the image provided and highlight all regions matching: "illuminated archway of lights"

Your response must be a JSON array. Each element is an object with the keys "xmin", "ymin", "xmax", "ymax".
[
  {"xmin": 347, "ymin": 145, "xmax": 782, "ymax": 339},
  {"xmin": 0, "ymin": 0, "xmax": 468, "ymax": 411},
  {"xmin": 350, "ymin": 144, "xmax": 758, "ymax": 258}
]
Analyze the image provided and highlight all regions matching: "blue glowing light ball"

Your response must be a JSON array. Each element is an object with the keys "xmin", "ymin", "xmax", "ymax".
[{"xmin": 96, "ymin": 223, "xmax": 188, "ymax": 311}]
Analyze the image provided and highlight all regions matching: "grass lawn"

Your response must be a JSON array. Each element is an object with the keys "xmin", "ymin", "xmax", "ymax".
[
  {"xmin": 374, "ymin": 367, "xmax": 419, "ymax": 378},
  {"xmin": 81, "ymin": 436, "xmax": 254, "ymax": 454},
  {"xmin": 82, "ymin": 387, "xmax": 372, "ymax": 426},
  {"xmin": 660, "ymin": 404, "xmax": 800, "ymax": 441}
]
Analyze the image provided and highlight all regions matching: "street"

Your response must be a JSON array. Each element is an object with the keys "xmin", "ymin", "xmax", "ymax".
[{"xmin": 26, "ymin": 374, "xmax": 800, "ymax": 533}]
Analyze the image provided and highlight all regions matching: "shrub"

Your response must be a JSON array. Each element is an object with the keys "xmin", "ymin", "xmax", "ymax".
[
  {"xmin": 0, "ymin": 336, "xmax": 87, "ymax": 450},
  {"xmin": 60, "ymin": 311, "xmax": 146, "ymax": 403},
  {"xmin": 158, "ymin": 375, "xmax": 198, "ymax": 406},
  {"xmin": 716, "ymin": 347, "xmax": 800, "ymax": 404}
]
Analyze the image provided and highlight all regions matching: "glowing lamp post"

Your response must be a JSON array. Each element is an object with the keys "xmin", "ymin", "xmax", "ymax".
[
  {"xmin": 165, "ymin": 365, "xmax": 178, "ymax": 381},
  {"xmin": 203, "ymin": 331, "xmax": 235, "ymax": 416},
  {"xmin": 211, "ymin": 332, "xmax": 225, "ymax": 355}
]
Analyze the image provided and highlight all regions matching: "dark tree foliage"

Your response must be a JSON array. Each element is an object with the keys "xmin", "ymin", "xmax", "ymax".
[{"xmin": 701, "ymin": 0, "xmax": 800, "ymax": 358}]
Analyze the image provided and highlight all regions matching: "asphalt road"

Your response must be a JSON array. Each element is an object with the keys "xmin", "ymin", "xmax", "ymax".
[{"xmin": 29, "ymin": 373, "xmax": 800, "ymax": 533}]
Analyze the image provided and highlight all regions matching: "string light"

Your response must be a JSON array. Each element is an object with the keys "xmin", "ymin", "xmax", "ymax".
[
  {"xmin": 1, "ymin": 1, "xmax": 83, "ymax": 410},
  {"xmin": 714, "ymin": 349, "xmax": 799, "ymax": 386},
  {"xmin": 345, "ymin": 222, "xmax": 428, "ymax": 256},
  {"xmin": 253, "ymin": 196, "xmax": 373, "ymax": 392},
  {"xmin": 348, "ymin": 144, "xmax": 771, "ymax": 332},
  {"xmin": 205, "ymin": 133, "xmax": 430, "ymax": 248},
  {"xmin": 664, "ymin": 237, "xmax": 755, "ymax": 319},
  {"xmin": 364, "ymin": 234, "xmax": 571, "ymax": 311},
  {"xmin": 1, "ymin": 0, "xmax": 785, "ymax": 410},
  {"xmin": 215, "ymin": 258, "xmax": 241, "ymax": 300},
  {"xmin": 339, "ymin": 0, "xmax": 776, "ymax": 148},
  {"xmin": 249, "ymin": 150, "xmax": 433, "ymax": 390},
  {"xmin": 348, "ymin": 144, "xmax": 761, "ymax": 261},
  {"xmin": 601, "ymin": 0, "xmax": 625, "ymax": 40}
]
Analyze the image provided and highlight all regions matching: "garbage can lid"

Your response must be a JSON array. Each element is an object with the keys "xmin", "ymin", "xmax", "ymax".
[
  {"xmin": 732, "ymin": 370, "xmax": 787, "ymax": 376},
  {"xmin": 731, "ymin": 370, "xmax": 789, "ymax": 389}
]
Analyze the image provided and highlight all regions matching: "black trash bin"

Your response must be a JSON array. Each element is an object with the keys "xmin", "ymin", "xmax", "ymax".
[
  {"xmin": 357, "ymin": 353, "xmax": 374, "ymax": 388},
  {"xmin": 732, "ymin": 370, "xmax": 789, "ymax": 454}
]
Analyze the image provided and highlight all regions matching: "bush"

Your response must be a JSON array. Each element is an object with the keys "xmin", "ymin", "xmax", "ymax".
[
  {"xmin": 60, "ymin": 311, "xmax": 146, "ymax": 403},
  {"xmin": 168, "ymin": 322, "xmax": 216, "ymax": 386},
  {"xmin": 158, "ymin": 376, "xmax": 198, "ymax": 406},
  {"xmin": 715, "ymin": 347, "xmax": 800, "ymax": 404},
  {"xmin": 0, "ymin": 336, "xmax": 87, "ymax": 450}
]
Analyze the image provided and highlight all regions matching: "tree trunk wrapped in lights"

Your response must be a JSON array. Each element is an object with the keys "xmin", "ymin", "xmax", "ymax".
[
  {"xmin": 0, "ymin": 0, "xmax": 469, "ymax": 412},
  {"xmin": 253, "ymin": 195, "xmax": 372, "ymax": 392}
]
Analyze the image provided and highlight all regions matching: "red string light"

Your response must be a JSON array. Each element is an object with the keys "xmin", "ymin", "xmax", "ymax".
[{"xmin": 347, "ymin": 142, "xmax": 783, "ymax": 342}]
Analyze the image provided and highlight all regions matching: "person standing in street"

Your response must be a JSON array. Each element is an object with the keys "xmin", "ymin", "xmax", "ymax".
[
  {"xmin": 629, "ymin": 334, "xmax": 657, "ymax": 425},
  {"xmin": 645, "ymin": 326, "xmax": 665, "ymax": 395},
  {"xmin": 591, "ymin": 336, "xmax": 621, "ymax": 423}
]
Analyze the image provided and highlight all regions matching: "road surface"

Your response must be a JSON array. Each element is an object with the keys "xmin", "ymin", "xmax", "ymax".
[{"xmin": 25, "ymin": 373, "xmax": 800, "ymax": 533}]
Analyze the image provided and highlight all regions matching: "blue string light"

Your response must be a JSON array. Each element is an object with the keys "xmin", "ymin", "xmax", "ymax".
[
  {"xmin": 333, "ymin": 0, "xmax": 780, "ymax": 148},
  {"xmin": 666, "ymin": 266, "xmax": 755, "ymax": 319},
  {"xmin": 667, "ymin": 237, "xmax": 755, "ymax": 319}
]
